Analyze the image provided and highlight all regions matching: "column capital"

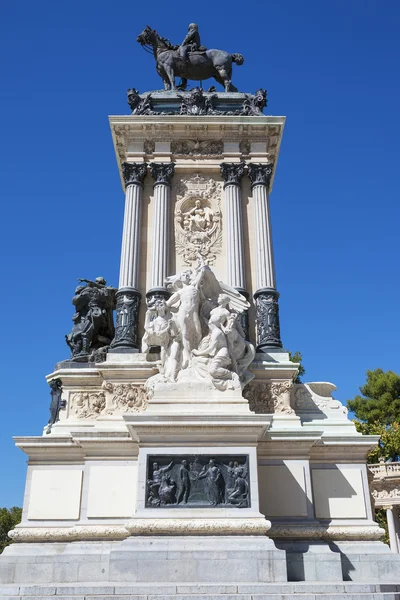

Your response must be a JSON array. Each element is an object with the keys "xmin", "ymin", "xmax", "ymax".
[
  {"xmin": 220, "ymin": 162, "xmax": 245, "ymax": 188},
  {"xmin": 247, "ymin": 162, "xmax": 274, "ymax": 190},
  {"xmin": 149, "ymin": 162, "xmax": 175, "ymax": 187},
  {"xmin": 121, "ymin": 162, "xmax": 147, "ymax": 188}
]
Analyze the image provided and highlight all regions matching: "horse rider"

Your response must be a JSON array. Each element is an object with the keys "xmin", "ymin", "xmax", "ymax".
[{"xmin": 179, "ymin": 23, "xmax": 201, "ymax": 61}]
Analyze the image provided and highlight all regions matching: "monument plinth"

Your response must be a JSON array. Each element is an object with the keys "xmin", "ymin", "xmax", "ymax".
[{"xmin": 1, "ymin": 23, "xmax": 399, "ymax": 597}]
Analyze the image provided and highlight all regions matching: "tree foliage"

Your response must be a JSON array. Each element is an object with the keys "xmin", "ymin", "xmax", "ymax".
[
  {"xmin": 288, "ymin": 351, "xmax": 305, "ymax": 384},
  {"xmin": 0, "ymin": 507, "xmax": 22, "ymax": 554},
  {"xmin": 347, "ymin": 369, "xmax": 400, "ymax": 425},
  {"xmin": 354, "ymin": 421, "xmax": 400, "ymax": 463}
]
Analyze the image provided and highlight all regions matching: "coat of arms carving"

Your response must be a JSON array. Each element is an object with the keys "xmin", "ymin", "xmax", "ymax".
[{"xmin": 174, "ymin": 174, "xmax": 222, "ymax": 266}]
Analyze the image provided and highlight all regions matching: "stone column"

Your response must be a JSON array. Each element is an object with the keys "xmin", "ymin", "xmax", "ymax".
[
  {"xmin": 248, "ymin": 163, "xmax": 282, "ymax": 351},
  {"xmin": 110, "ymin": 162, "xmax": 147, "ymax": 352},
  {"xmin": 394, "ymin": 507, "xmax": 400, "ymax": 553},
  {"xmin": 220, "ymin": 162, "xmax": 249, "ymax": 338},
  {"xmin": 147, "ymin": 163, "xmax": 175, "ymax": 303},
  {"xmin": 386, "ymin": 506, "xmax": 399, "ymax": 553}
]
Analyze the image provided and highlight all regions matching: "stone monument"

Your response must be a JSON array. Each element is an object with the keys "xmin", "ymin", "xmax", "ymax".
[{"xmin": 1, "ymin": 24, "xmax": 399, "ymax": 599}]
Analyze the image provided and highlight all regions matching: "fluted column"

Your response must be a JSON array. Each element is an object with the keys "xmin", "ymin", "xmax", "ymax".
[
  {"xmin": 248, "ymin": 163, "xmax": 282, "ymax": 351},
  {"xmin": 147, "ymin": 163, "xmax": 175, "ymax": 303},
  {"xmin": 220, "ymin": 162, "xmax": 249, "ymax": 339},
  {"xmin": 110, "ymin": 162, "xmax": 147, "ymax": 353}
]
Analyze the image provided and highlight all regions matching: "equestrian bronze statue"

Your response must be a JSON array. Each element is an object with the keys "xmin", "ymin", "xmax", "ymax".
[{"xmin": 137, "ymin": 25, "xmax": 244, "ymax": 92}]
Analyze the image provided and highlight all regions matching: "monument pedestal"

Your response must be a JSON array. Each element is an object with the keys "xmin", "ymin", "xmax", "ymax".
[{"xmin": 2, "ymin": 86, "xmax": 400, "ymax": 597}]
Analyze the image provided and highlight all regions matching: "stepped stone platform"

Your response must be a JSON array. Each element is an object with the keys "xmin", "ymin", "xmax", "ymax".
[{"xmin": 0, "ymin": 582, "xmax": 400, "ymax": 600}]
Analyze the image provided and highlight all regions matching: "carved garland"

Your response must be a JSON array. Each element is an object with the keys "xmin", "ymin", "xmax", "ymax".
[{"xmin": 243, "ymin": 380, "xmax": 294, "ymax": 414}]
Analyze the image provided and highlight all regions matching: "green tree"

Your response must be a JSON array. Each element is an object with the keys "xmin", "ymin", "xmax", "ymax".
[
  {"xmin": 347, "ymin": 369, "xmax": 400, "ymax": 425},
  {"xmin": 353, "ymin": 421, "xmax": 400, "ymax": 463},
  {"xmin": 0, "ymin": 507, "xmax": 22, "ymax": 554},
  {"xmin": 288, "ymin": 351, "xmax": 305, "ymax": 384},
  {"xmin": 348, "ymin": 369, "xmax": 400, "ymax": 463}
]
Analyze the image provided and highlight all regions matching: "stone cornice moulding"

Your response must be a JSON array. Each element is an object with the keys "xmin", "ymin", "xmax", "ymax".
[
  {"xmin": 9, "ymin": 525, "xmax": 129, "ymax": 543},
  {"xmin": 109, "ymin": 115, "xmax": 285, "ymax": 192},
  {"xmin": 126, "ymin": 517, "xmax": 270, "ymax": 536},
  {"xmin": 14, "ymin": 432, "xmax": 139, "ymax": 460},
  {"xmin": 268, "ymin": 523, "xmax": 384, "ymax": 541}
]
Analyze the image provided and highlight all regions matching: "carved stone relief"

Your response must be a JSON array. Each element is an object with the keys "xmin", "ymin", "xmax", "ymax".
[
  {"xmin": 174, "ymin": 174, "xmax": 222, "ymax": 266},
  {"xmin": 146, "ymin": 454, "xmax": 250, "ymax": 508},
  {"xmin": 243, "ymin": 380, "xmax": 294, "ymax": 414},
  {"xmin": 171, "ymin": 139, "xmax": 223, "ymax": 156},
  {"xmin": 372, "ymin": 484, "xmax": 400, "ymax": 501},
  {"xmin": 102, "ymin": 381, "xmax": 148, "ymax": 413},
  {"xmin": 69, "ymin": 382, "xmax": 147, "ymax": 419},
  {"xmin": 70, "ymin": 391, "xmax": 106, "ymax": 419}
]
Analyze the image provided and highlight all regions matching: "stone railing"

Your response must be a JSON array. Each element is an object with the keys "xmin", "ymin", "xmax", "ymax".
[{"xmin": 369, "ymin": 461, "xmax": 400, "ymax": 479}]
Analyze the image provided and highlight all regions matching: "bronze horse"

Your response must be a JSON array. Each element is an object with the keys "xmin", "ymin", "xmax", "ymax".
[{"xmin": 137, "ymin": 26, "xmax": 244, "ymax": 92}]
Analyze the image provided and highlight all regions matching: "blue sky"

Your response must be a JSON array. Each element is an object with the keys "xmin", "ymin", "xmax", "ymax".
[{"xmin": 0, "ymin": 0, "xmax": 399, "ymax": 507}]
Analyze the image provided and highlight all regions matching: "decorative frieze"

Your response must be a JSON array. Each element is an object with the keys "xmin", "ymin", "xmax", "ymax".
[
  {"xmin": 254, "ymin": 288, "xmax": 283, "ymax": 350},
  {"xmin": 146, "ymin": 454, "xmax": 250, "ymax": 508},
  {"xmin": 171, "ymin": 139, "xmax": 223, "ymax": 156},
  {"xmin": 70, "ymin": 391, "xmax": 106, "ymax": 419},
  {"xmin": 102, "ymin": 381, "xmax": 148, "ymax": 412},
  {"xmin": 243, "ymin": 380, "xmax": 294, "ymax": 414},
  {"xmin": 69, "ymin": 382, "xmax": 147, "ymax": 419}
]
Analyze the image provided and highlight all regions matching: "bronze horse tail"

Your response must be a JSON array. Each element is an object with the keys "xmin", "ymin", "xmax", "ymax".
[{"xmin": 231, "ymin": 53, "xmax": 244, "ymax": 66}]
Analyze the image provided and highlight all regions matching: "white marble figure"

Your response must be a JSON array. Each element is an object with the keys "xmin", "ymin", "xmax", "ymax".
[
  {"xmin": 183, "ymin": 199, "xmax": 214, "ymax": 232},
  {"xmin": 165, "ymin": 265, "xmax": 207, "ymax": 369},
  {"xmin": 142, "ymin": 297, "xmax": 180, "ymax": 382},
  {"xmin": 143, "ymin": 264, "xmax": 255, "ymax": 391}
]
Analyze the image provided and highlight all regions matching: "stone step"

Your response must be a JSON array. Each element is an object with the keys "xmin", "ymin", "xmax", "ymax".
[{"xmin": 0, "ymin": 583, "xmax": 400, "ymax": 599}]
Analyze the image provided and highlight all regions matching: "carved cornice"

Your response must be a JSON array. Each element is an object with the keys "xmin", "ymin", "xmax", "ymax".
[
  {"xmin": 247, "ymin": 163, "xmax": 274, "ymax": 190},
  {"xmin": 149, "ymin": 162, "xmax": 175, "ymax": 187},
  {"xmin": 121, "ymin": 162, "xmax": 147, "ymax": 188},
  {"xmin": 220, "ymin": 162, "xmax": 245, "ymax": 188}
]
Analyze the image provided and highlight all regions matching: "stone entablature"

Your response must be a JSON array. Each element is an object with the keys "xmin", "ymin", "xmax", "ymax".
[{"xmin": 109, "ymin": 115, "xmax": 284, "ymax": 192}]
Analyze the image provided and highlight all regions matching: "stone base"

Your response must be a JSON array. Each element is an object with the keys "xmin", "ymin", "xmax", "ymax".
[
  {"xmin": 1, "ymin": 582, "xmax": 400, "ymax": 599},
  {"xmin": 276, "ymin": 540, "xmax": 400, "ymax": 582},
  {"xmin": 110, "ymin": 536, "xmax": 286, "ymax": 583},
  {"xmin": 0, "ymin": 537, "xmax": 286, "ymax": 585},
  {"xmin": 2, "ymin": 537, "xmax": 400, "ymax": 587}
]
